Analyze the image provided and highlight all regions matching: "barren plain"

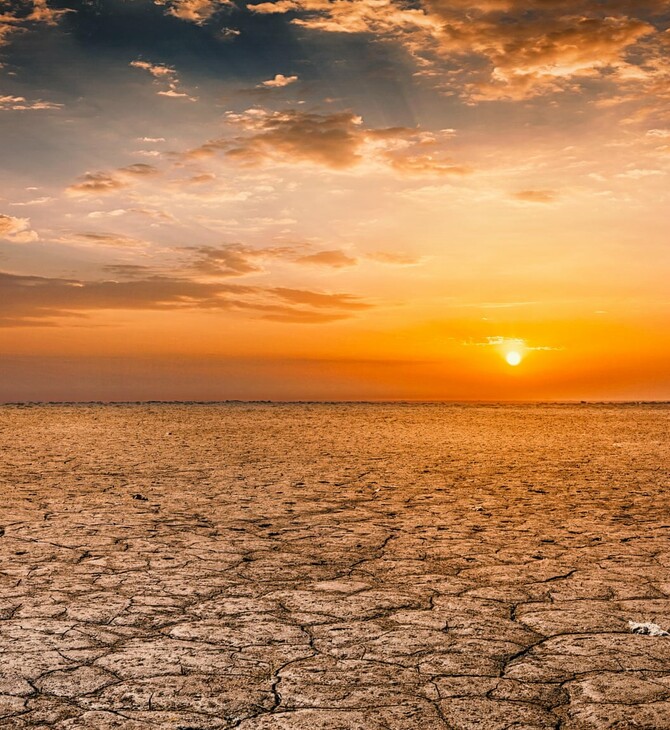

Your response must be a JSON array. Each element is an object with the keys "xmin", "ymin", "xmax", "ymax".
[{"xmin": 0, "ymin": 403, "xmax": 669, "ymax": 729}]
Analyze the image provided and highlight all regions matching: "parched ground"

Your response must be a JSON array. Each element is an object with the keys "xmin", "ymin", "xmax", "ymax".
[{"xmin": 0, "ymin": 403, "xmax": 669, "ymax": 730}]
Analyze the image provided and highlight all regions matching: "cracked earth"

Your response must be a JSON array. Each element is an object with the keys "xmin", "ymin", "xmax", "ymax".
[{"xmin": 0, "ymin": 403, "xmax": 669, "ymax": 729}]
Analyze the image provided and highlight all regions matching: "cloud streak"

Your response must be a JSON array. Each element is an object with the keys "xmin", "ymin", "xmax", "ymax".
[{"xmin": 0, "ymin": 271, "xmax": 373, "ymax": 327}]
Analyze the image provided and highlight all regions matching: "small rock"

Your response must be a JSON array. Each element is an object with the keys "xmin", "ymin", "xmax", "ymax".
[
  {"xmin": 629, "ymin": 621, "xmax": 669, "ymax": 636},
  {"xmin": 132, "ymin": 493, "xmax": 148, "ymax": 501}
]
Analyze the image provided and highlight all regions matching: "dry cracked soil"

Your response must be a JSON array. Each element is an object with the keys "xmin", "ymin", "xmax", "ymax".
[{"xmin": 0, "ymin": 402, "xmax": 669, "ymax": 729}]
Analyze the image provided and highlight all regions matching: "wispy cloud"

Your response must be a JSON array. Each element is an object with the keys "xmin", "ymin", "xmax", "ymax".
[
  {"xmin": 511, "ymin": 189, "xmax": 558, "ymax": 204},
  {"xmin": 0, "ymin": 94, "xmax": 62, "ymax": 111},
  {"xmin": 130, "ymin": 59, "xmax": 197, "ymax": 101}
]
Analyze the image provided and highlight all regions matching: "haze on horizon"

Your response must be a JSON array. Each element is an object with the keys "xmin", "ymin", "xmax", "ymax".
[{"xmin": 1, "ymin": 0, "xmax": 669, "ymax": 401}]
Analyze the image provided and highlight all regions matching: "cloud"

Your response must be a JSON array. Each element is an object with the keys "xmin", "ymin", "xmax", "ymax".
[
  {"xmin": 154, "ymin": 0, "xmax": 233, "ymax": 25},
  {"xmin": 367, "ymin": 251, "xmax": 423, "ymax": 266},
  {"xmin": 511, "ymin": 189, "xmax": 558, "ymax": 203},
  {"xmin": 188, "ymin": 243, "xmax": 303, "ymax": 276},
  {"xmin": 246, "ymin": 0, "xmax": 665, "ymax": 101},
  {"xmin": 252, "ymin": 306, "xmax": 353, "ymax": 323},
  {"xmin": 130, "ymin": 59, "xmax": 197, "ymax": 101},
  {"xmin": 616, "ymin": 168, "xmax": 664, "ymax": 179},
  {"xmin": 0, "ymin": 0, "xmax": 72, "ymax": 49},
  {"xmin": 248, "ymin": 1, "xmax": 300, "ymax": 14},
  {"xmin": 87, "ymin": 207, "xmax": 177, "ymax": 223},
  {"xmin": 190, "ymin": 245, "xmax": 266, "ymax": 276},
  {"xmin": 0, "ymin": 214, "xmax": 39, "ymax": 243},
  {"xmin": 10, "ymin": 196, "xmax": 54, "ymax": 206},
  {"xmin": 157, "ymin": 88, "xmax": 196, "ymax": 100},
  {"xmin": 102, "ymin": 264, "xmax": 155, "ymax": 279},
  {"xmin": 119, "ymin": 163, "xmax": 160, "ymax": 177},
  {"xmin": 130, "ymin": 60, "xmax": 175, "ymax": 78},
  {"xmin": 66, "ymin": 172, "xmax": 127, "ymax": 197},
  {"xmin": 184, "ymin": 109, "xmax": 468, "ymax": 174},
  {"xmin": 56, "ymin": 232, "xmax": 151, "ymax": 249},
  {"xmin": 222, "ymin": 109, "xmax": 366, "ymax": 169},
  {"xmin": 65, "ymin": 165, "xmax": 159, "ymax": 198},
  {"xmin": 272, "ymin": 287, "xmax": 371, "ymax": 310},
  {"xmin": 260, "ymin": 74, "xmax": 299, "ymax": 88},
  {"xmin": 295, "ymin": 249, "xmax": 357, "ymax": 268},
  {"xmin": 0, "ymin": 94, "xmax": 62, "ymax": 111},
  {"xmin": 0, "ymin": 270, "xmax": 373, "ymax": 327}
]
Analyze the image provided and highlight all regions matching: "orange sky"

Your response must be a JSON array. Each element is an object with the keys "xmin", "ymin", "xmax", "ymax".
[{"xmin": 1, "ymin": 0, "xmax": 669, "ymax": 400}]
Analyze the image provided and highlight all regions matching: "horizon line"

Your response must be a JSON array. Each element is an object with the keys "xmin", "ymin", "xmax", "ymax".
[{"xmin": 2, "ymin": 399, "xmax": 669, "ymax": 406}]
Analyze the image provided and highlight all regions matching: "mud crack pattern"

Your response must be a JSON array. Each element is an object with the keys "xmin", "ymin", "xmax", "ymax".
[{"xmin": 0, "ymin": 403, "xmax": 669, "ymax": 729}]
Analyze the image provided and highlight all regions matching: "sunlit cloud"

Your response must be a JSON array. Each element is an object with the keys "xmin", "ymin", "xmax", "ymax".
[
  {"xmin": 0, "ymin": 0, "xmax": 71, "ymax": 49},
  {"xmin": 0, "ymin": 94, "xmax": 62, "ymax": 111},
  {"xmin": 154, "ymin": 0, "xmax": 233, "ymax": 25},
  {"xmin": 130, "ymin": 59, "xmax": 197, "ymax": 101},
  {"xmin": 249, "ymin": 0, "xmax": 666, "ymax": 101},
  {"xmin": 1, "ymin": 0, "xmax": 669, "ymax": 398},
  {"xmin": 260, "ymin": 74, "xmax": 299, "ymax": 88},
  {"xmin": 0, "ymin": 213, "xmax": 39, "ymax": 243}
]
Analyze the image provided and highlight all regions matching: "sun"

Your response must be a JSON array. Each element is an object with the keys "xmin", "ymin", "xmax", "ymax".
[{"xmin": 506, "ymin": 351, "xmax": 522, "ymax": 367}]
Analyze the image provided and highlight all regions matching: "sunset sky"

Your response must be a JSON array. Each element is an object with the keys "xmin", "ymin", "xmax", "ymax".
[{"xmin": 1, "ymin": 0, "xmax": 669, "ymax": 401}]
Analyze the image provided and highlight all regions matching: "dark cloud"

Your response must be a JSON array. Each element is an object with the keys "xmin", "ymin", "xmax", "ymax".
[
  {"xmin": 223, "ymin": 110, "xmax": 367, "ymax": 169},
  {"xmin": 57, "ymin": 232, "xmax": 150, "ymax": 248},
  {"xmin": 295, "ymin": 249, "xmax": 357, "ymax": 268},
  {"xmin": 102, "ymin": 264, "xmax": 156, "ymax": 279},
  {"xmin": 65, "ymin": 172, "xmax": 127, "ymax": 197},
  {"xmin": 65, "ymin": 165, "xmax": 159, "ymax": 197},
  {"xmin": 188, "ymin": 243, "xmax": 300, "ymax": 276},
  {"xmin": 272, "ymin": 287, "xmax": 371, "ymax": 310},
  {"xmin": 0, "ymin": 271, "xmax": 372, "ymax": 326},
  {"xmin": 183, "ymin": 109, "xmax": 466, "ymax": 174}
]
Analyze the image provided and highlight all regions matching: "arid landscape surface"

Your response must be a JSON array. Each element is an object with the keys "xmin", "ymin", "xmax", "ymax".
[{"xmin": 0, "ymin": 403, "xmax": 669, "ymax": 729}]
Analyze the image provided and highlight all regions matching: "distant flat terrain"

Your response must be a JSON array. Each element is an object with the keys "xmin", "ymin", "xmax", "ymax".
[{"xmin": 0, "ymin": 403, "xmax": 669, "ymax": 729}]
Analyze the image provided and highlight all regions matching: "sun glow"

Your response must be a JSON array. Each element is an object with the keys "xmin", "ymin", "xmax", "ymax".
[{"xmin": 506, "ymin": 351, "xmax": 522, "ymax": 367}]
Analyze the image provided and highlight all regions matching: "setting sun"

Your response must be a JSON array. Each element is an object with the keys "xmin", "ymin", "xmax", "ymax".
[{"xmin": 0, "ymin": 0, "xmax": 669, "ymax": 403}]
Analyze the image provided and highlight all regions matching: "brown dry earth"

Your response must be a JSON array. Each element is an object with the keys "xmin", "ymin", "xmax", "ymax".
[{"xmin": 0, "ymin": 403, "xmax": 669, "ymax": 730}]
